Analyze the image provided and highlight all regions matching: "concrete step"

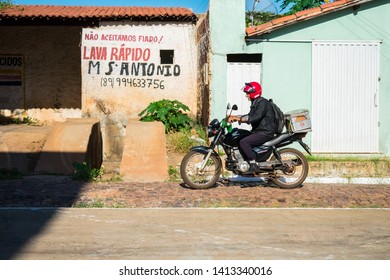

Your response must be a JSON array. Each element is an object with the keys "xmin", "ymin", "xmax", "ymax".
[{"xmin": 120, "ymin": 120, "xmax": 168, "ymax": 182}]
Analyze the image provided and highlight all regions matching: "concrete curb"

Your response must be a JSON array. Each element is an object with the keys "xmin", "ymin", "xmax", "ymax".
[
  {"xmin": 306, "ymin": 177, "xmax": 390, "ymax": 185},
  {"xmin": 226, "ymin": 175, "xmax": 390, "ymax": 185}
]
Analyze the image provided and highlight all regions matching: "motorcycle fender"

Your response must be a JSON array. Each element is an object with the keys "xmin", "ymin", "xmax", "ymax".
[
  {"xmin": 190, "ymin": 146, "xmax": 222, "ymax": 164},
  {"xmin": 298, "ymin": 140, "xmax": 312, "ymax": 156}
]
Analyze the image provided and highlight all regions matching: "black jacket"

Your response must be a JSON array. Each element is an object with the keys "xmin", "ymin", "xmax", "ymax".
[{"xmin": 244, "ymin": 97, "xmax": 277, "ymax": 136}]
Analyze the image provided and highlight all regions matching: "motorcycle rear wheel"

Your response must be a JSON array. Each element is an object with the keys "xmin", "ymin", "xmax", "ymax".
[
  {"xmin": 270, "ymin": 148, "xmax": 309, "ymax": 189},
  {"xmin": 180, "ymin": 150, "xmax": 221, "ymax": 189}
]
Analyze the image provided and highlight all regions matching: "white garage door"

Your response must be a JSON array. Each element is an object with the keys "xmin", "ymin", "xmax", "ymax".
[
  {"xmin": 227, "ymin": 62, "xmax": 261, "ymax": 130},
  {"xmin": 312, "ymin": 41, "xmax": 380, "ymax": 153}
]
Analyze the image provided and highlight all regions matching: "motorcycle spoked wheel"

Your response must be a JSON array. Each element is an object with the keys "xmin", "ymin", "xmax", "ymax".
[
  {"xmin": 180, "ymin": 150, "xmax": 221, "ymax": 189},
  {"xmin": 269, "ymin": 148, "xmax": 309, "ymax": 189}
]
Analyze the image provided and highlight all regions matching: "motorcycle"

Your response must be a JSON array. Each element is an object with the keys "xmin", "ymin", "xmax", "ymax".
[{"xmin": 180, "ymin": 104, "xmax": 312, "ymax": 189}]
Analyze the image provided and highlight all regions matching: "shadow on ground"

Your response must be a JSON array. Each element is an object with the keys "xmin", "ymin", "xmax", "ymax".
[{"xmin": 0, "ymin": 176, "xmax": 87, "ymax": 260}]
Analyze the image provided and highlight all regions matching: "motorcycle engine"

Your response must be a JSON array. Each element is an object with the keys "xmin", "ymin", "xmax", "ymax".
[
  {"xmin": 238, "ymin": 161, "xmax": 250, "ymax": 172},
  {"xmin": 234, "ymin": 149, "xmax": 250, "ymax": 172}
]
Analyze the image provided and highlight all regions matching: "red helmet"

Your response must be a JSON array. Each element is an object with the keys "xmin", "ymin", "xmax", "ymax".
[{"xmin": 243, "ymin": 82, "xmax": 262, "ymax": 99}]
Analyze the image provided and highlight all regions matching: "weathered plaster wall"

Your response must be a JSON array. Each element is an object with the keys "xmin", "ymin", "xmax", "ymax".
[
  {"xmin": 0, "ymin": 26, "xmax": 82, "ymax": 122},
  {"xmin": 81, "ymin": 21, "xmax": 197, "ymax": 161}
]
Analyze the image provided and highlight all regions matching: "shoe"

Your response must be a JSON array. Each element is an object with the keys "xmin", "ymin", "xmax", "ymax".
[{"xmin": 249, "ymin": 162, "xmax": 258, "ymax": 172}]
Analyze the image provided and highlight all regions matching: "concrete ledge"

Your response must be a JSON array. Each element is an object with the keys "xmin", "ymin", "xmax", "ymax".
[
  {"xmin": 0, "ymin": 125, "xmax": 52, "ymax": 173},
  {"xmin": 309, "ymin": 161, "xmax": 390, "ymax": 178},
  {"xmin": 34, "ymin": 118, "xmax": 102, "ymax": 175},
  {"xmin": 120, "ymin": 120, "xmax": 168, "ymax": 182}
]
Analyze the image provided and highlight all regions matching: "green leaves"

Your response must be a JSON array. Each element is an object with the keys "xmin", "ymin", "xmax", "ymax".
[
  {"xmin": 276, "ymin": 0, "xmax": 325, "ymax": 15},
  {"xmin": 0, "ymin": 0, "xmax": 13, "ymax": 10},
  {"xmin": 246, "ymin": 11, "xmax": 280, "ymax": 27},
  {"xmin": 138, "ymin": 99, "xmax": 192, "ymax": 133},
  {"xmin": 72, "ymin": 162, "xmax": 103, "ymax": 182}
]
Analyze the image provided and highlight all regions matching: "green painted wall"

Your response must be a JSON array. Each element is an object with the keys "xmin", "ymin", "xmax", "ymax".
[
  {"xmin": 209, "ymin": 0, "xmax": 246, "ymax": 119},
  {"xmin": 209, "ymin": 0, "xmax": 390, "ymax": 155}
]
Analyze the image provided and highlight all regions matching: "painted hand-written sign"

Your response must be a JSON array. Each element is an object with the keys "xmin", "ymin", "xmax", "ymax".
[
  {"xmin": 0, "ymin": 55, "xmax": 24, "ymax": 109},
  {"xmin": 82, "ymin": 28, "xmax": 184, "ymax": 91},
  {"xmin": 81, "ymin": 23, "xmax": 197, "ymax": 119}
]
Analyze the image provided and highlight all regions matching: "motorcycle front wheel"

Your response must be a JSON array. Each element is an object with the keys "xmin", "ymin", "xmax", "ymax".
[
  {"xmin": 270, "ymin": 148, "xmax": 309, "ymax": 189},
  {"xmin": 180, "ymin": 150, "xmax": 221, "ymax": 189}
]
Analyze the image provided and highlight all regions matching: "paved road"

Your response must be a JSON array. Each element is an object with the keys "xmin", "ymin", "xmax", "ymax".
[{"xmin": 1, "ymin": 208, "xmax": 389, "ymax": 260}]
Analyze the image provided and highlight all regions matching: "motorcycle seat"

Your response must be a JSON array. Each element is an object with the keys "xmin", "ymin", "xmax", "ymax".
[{"xmin": 263, "ymin": 133, "xmax": 291, "ymax": 147}]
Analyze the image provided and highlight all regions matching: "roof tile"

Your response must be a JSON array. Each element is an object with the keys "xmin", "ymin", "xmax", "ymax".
[
  {"xmin": 270, "ymin": 14, "xmax": 297, "ymax": 25},
  {"xmin": 0, "ymin": 4, "xmax": 197, "ymax": 22},
  {"xmin": 295, "ymin": 7, "xmax": 321, "ymax": 19},
  {"xmin": 246, "ymin": 0, "xmax": 373, "ymax": 37},
  {"xmin": 320, "ymin": 0, "xmax": 348, "ymax": 12}
]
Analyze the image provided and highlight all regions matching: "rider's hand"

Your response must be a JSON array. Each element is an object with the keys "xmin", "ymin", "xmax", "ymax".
[{"xmin": 229, "ymin": 116, "xmax": 239, "ymax": 123}]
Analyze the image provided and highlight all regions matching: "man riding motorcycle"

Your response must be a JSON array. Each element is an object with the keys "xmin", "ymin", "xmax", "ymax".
[
  {"xmin": 180, "ymin": 82, "xmax": 311, "ymax": 189},
  {"xmin": 228, "ymin": 81, "xmax": 278, "ymax": 171}
]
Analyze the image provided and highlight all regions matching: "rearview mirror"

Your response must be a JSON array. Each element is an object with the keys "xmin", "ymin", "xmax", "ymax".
[
  {"xmin": 226, "ymin": 103, "xmax": 231, "ymax": 110},
  {"xmin": 232, "ymin": 104, "xmax": 238, "ymax": 111}
]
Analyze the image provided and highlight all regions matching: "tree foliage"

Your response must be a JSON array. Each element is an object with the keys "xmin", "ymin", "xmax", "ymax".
[
  {"xmin": 276, "ymin": 0, "xmax": 327, "ymax": 15},
  {"xmin": 246, "ymin": 11, "xmax": 280, "ymax": 27},
  {"xmin": 0, "ymin": 0, "xmax": 13, "ymax": 9}
]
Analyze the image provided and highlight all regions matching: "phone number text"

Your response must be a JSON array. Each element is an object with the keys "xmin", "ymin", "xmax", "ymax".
[{"xmin": 100, "ymin": 77, "xmax": 165, "ymax": 89}]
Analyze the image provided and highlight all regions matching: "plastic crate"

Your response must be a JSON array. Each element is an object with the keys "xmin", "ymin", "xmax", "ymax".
[{"xmin": 285, "ymin": 109, "xmax": 312, "ymax": 133}]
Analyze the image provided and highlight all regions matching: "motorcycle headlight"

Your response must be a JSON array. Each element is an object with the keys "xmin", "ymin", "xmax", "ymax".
[
  {"xmin": 207, "ymin": 126, "xmax": 217, "ymax": 137},
  {"xmin": 207, "ymin": 119, "xmax": 220, "ymax": 137},
  {"xmin": 209, "ymin": 119, "xmax": 220, "ymax": 128}
]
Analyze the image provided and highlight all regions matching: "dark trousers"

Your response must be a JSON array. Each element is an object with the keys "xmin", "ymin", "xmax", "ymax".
[{"xmin": 239, "ymin": 132, "xmax": 273, "ymax": 161}]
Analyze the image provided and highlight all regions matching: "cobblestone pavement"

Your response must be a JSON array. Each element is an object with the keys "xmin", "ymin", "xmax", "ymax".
[{"xmin": 0, "ymin": 175, "xmax": 389, "ymax": 208}]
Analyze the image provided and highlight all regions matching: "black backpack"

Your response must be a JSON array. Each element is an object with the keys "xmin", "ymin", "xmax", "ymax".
[{"xmin": 268, "ymin": 99, "xmax": 285, "ymax": 134}]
